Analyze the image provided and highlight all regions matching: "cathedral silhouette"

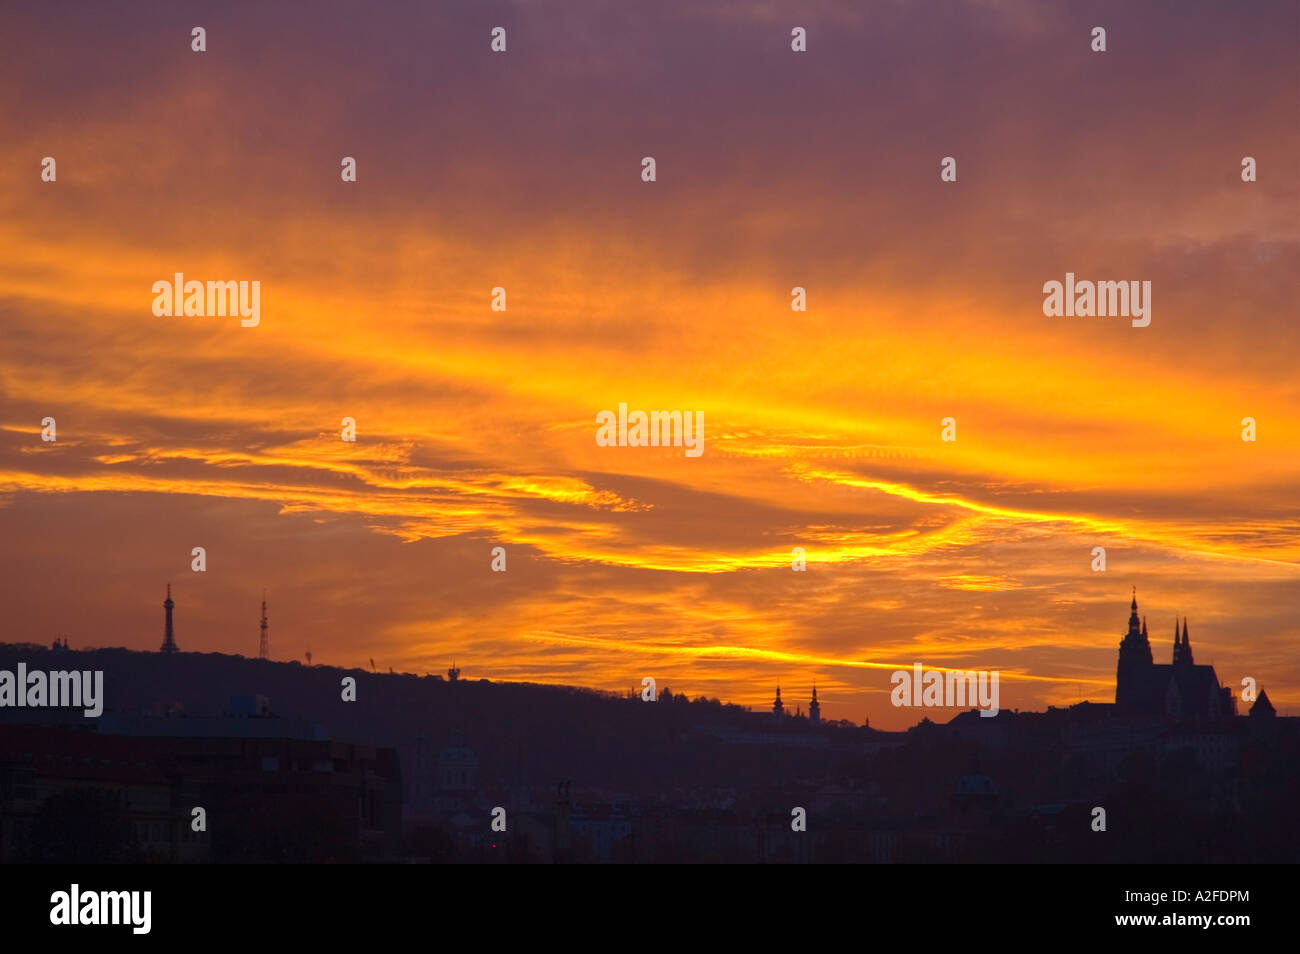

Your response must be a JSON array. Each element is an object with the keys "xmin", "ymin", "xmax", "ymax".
[{"xmin": 1115, "ymin": 590, "xmax": 1236, "ymax": 719}]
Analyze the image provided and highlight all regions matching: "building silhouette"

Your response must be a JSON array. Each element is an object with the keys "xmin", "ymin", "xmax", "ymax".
[
  {"xmin": 1250, "ymin": 688, "xmax": 1275, "ymax": 719},
  {"xmin": 1115, "ymin": 590, "xmax": 1235, "ymax": 719},
  {"xmin": 809, "ymin": 684, "xmax": 821, "ymax": 725},
  {"xmin": 160, "ymin": 584, "xmax": 178, "ymax": 653},
  {"xmin": 772, "ymin": 683, "xmax": 784, "ymax": 720}
]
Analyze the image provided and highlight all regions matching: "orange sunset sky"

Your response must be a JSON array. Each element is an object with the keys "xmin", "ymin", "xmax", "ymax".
[{"xmin": 1, "ymin": 0, "xmax": 1297, "ymax": 729}]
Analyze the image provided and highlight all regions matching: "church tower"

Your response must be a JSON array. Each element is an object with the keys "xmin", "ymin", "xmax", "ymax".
[
  {"xmin": 160, "ymin": 584, "xmax": 178, "ymax": 653},
  {"xmin": 773, "ymin": 683, "xmax": 785, "ymax": 720},
  {"xmin": 1115, "ymin": 588, "xmax": 1150, "ymax": 710},
  {"xmin": 809, "ymin": 683, "xmax": 821, "ymax": 725}
]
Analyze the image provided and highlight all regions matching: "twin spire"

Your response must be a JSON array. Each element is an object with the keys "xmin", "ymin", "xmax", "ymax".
[
  {"xmin": 1172, "ymin": 616, "xmax": 1193, "ymax": 665},
  {"xmin": 1127, "ymin": 590, "xmax": 1194, "ymax": 665},
  {"xmin": 774, "ymin": 681, "xmax": 820, "ymax": 723}
]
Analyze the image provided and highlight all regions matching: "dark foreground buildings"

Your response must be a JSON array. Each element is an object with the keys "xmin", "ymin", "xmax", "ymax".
[
  {"xmin": 0, "ymin": 703, "xmax": 401, "ymax": 863},
  {"xmin": 0, "ymin": 591, "xmax": 1295, "ymax": 862}
]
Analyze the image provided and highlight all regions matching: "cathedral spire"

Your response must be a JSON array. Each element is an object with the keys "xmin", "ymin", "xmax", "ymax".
[
  {"xmin": 1117, "ymin": 591, "xmax": 1152, "ymax": 709},
  {"xmin": 1181, "ymin": 617, "xmax": 1193, "ymax": 665}
]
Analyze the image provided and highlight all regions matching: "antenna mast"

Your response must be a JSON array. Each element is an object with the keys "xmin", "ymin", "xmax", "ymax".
[{"xmin": 259, "ymin": 594, "xmax": 269, "ymax": 660}]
